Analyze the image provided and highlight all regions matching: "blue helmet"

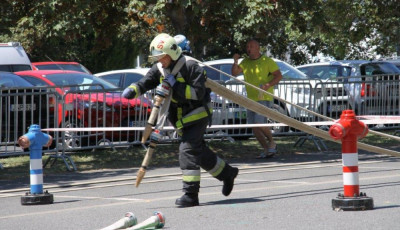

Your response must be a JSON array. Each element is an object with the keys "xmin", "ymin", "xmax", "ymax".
[{"xmin": 174, "ymin": 34, "xmax": 191, "ymax": 54}]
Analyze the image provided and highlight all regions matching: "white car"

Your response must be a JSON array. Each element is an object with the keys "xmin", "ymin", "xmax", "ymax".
[
  {"xmin": 297, "ymin": 61, "xmax": 354, "ymax": 79},
  {"xmin": 0, "ymin": 42, "xmax": 32, "ymax": 72},
  {"xmin": 203, "ymin": 58, "xmax": 309, "ymax": 82},
  {"xmin": 202, "ymin": 58, "xmax": 312, "ymax": 134},
  {"xmin": 95, "ymin": 67, "xmax": 230, "ymax": 134}
]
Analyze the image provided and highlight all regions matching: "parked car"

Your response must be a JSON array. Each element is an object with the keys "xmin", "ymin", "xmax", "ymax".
[
  {"xmin": 342, "ymin": 60, "xmax": 400, "ymax": 116},
  {"xmin": 296, "ymin": 60, "xmax": 400, "ymax": 79},
  {"xmin": 332, "ymin": 60, "xmax": 400, "ymax": 76},
  {"xmin": 297, "ymin": 61, "xmax": 353, "ymax": 80},
  {"xmin": 202, "ymin": 58, "xmax": 310, "ymax": 134},
  {"xmin": 295, "ymin": 61, "xmax": 362, "ymax": 119},
  {"xmin": 32, "ymin": 61, "xmax": 91, "ymax": 74},
  {"xmin": 297, "ymin": 60, "xmax": 400, "ymax": 117},
  {"xmin": 15, "ymin": 70, "xmax": 152, "ymax": 148},
  {"xmin": 379, "ymin": 57, "xmax": 400, "ymax": 70},
  {"xmin": 204, "ymin": 58, "xmax": 309, "ymax": 82},
  {"xmin": 94, "ymin": 68, "xmax": 150, "ymax": 89},
  {"xmin": 0, "ymin": 42, "xmax": 32, "ymax": 72},
  {"xmin": 0, "ymin": 72, "xmax": 52, "ymax": 145},
  {"xmin": 96, "ymin": 65, "xmax": 254, "ymax": 137}
]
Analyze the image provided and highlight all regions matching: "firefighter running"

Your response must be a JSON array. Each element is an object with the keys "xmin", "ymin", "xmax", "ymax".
[{"xmin": 122, "ymin": 33, "xmax": 239, "ymax": 207}]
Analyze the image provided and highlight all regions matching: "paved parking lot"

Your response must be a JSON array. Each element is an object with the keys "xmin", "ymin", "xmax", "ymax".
[{"xmin": 1, "ymin": 150, "xmax": 400, "ymax": 230}]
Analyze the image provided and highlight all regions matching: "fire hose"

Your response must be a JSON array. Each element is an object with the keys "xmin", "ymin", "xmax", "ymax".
[
  {"xmin": 192, "ymin": 58, "xmax": 400, "ymax": 157},
  {"xmin": 134, "ymin": 57, "xmax": 400, "ymax": 186},
  {"xmin": 192, "ymin": 56, "xmax": 400, "ymax": 142}
]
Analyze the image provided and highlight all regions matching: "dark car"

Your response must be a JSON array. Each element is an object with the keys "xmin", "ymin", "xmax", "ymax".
[
  {"xmin": 373, "ymin": 57, "xmax": 400, "ymax": 71},
  {"xmin": 0, "ymin": 72, "xmax": 53, "ymax": 145},
  {"xmin": 297, "ymin": 60, "xmax": 400, "ymax": 79},
  {"xmin": 297, "ymin": 60, "xmax": 400, "ymax": 116},
  {"xmin": 359, "ymin": 61, "xmax": 400, "ymax": 76},
  {"xmin": 339, "ymin": 60, "xmax": 400, "ymax": 116}
]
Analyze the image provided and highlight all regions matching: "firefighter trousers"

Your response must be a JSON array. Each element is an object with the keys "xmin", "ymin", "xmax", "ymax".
[{"xmin": 179, "ymin": 117, "xmax": 236, "ymax": 194}]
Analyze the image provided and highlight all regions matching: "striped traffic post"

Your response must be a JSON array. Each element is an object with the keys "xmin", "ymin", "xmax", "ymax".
[
  {"xmin": 18, "ymin": 124, "xmax": 53, "ymax": 205},
  {"xmin": 329, "ymin": 110, "xmax": 373, "ymax": 211}
]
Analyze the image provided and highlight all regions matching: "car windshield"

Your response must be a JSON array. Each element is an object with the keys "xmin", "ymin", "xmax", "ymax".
[
  {"xmin": 298, "ymin": 65, "xmax": 352, "ymax": 79},
  {"xmin": 0, "ymin": 64, "xmax": 32, "ymax": 72},
  {"xmin": 204, "ymin": 59, "xmax": 308, "ymax": 82},
  {"xmin": 35, "ymin": 64, "xmax": 90, "ymax": 73},
  {"xmin": 46, "ymin": 73, "xmax": 118, "ymax": 90},
  {"xmin": 203, "ymin": 64, "xmax": 233, "ymax": 82},
  {"xmin": 276, "ymin": 61, "xmax": 308, "ymax": 79},
  {"xmin": 361, "ymin": 62, "xmax": 400, "ymax": 75},
  {"xmin": 0, "ymin": 74, "xmax": 33, "ymax": 87}
]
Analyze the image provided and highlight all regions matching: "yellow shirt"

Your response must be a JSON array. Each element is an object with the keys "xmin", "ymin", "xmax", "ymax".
[{"xmin": 239, "ymin": 55, "xmax": 279, "ymax": 101}]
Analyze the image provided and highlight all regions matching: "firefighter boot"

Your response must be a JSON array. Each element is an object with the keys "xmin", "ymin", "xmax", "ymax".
[
  {"xmin": 175, "ymin": 193, "xmax": 199, "ymax": 207},
  {"xmin": 222, "ymin": 167, "xmax": 239, "ymax": 196}
]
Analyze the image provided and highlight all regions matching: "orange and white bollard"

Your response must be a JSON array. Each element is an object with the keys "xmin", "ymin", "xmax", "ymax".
[{"xmin": 329, "ymin": 110, "xmax": 373, "ymax": 211}]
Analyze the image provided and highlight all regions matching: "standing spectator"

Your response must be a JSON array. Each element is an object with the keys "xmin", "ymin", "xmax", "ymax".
[{"xmin": 231, "ymin": 39, "xmax": 283, "ymax": 158}]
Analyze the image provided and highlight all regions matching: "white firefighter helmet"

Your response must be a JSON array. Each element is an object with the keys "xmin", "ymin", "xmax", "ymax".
[{"xmin": 148, "ymin": 33, "xmax": 182, "ymax": 62}]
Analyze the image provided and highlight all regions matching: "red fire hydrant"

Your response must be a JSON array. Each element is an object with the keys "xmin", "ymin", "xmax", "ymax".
[{"xmin": 329, "ymin": 110, "xmax": 373, "ymax": 211}]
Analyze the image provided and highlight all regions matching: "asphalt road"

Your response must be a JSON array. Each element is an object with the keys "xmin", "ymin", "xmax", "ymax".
[{"xmin": 1, "ymin": 150, "xmax": 400, "ymax": 230}]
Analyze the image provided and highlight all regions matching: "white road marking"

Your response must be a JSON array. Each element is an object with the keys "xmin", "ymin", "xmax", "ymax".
[{"xmin": 56, "ymin": 195, "xmax": 144, "ymax": 201}]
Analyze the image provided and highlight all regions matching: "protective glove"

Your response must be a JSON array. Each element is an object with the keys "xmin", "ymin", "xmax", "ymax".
[
  {"xmin": 165, "ymin": 74, "xmax": 176, "ymax": 87},
  {"xmin": 122, "ymin": 87, "xmax": 136, "ymax": 99}
]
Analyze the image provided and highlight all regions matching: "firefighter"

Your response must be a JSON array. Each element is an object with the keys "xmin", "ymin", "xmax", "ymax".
[{"xmin": 122, "ymin": 33, "xmax": 239, "ymax": 207}]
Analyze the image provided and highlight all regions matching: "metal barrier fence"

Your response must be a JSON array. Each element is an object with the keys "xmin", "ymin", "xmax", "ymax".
[
  {"xmin": 0, "ymin": 85, "xmax": 152, "ymax": 158},
  {"xmin": 208, "ymin": 75, "xmax": 400, "ymax": 138},
  {"xmin": 0, "ymin": 87, "xmax": 59, "ymax": 156},
  {"xmin": 58, "ymin": 86, "xmax": 151, "ymax": 151},
  {"xmin": 1, "ymin": 75, "xmax": 399, "ymax": 160}
]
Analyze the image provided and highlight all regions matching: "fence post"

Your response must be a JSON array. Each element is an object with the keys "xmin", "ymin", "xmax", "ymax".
[
  {"xmin": 329, "ymin": 110, "xmax": 374, "ymax": 211},
  {"xmin": 18, "ymin": 124, "xmax": 54, "ymax": 205}
]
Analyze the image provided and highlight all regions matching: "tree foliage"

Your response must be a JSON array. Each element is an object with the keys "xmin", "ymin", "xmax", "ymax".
[{"xmin": 1, "ymin": 0, "xmax": 399, "ymax": 73}]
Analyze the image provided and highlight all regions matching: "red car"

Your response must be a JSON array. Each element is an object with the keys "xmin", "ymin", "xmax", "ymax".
[
  {"xmin": 15, "ymin": 70, "xmax": 152, "ymax": 148},
  {"xmin": 32, "ymin": 61, "xmax": 91, "ymax": 74}
]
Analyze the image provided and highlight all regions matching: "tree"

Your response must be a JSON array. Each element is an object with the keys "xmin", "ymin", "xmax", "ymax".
[
  {"xmin": 1, "ymin": 0, "xmax": 399, "ymax": 72},
  {"xmin": 1, "ymin": 0, "xmax": 136, "ymax": 72}
]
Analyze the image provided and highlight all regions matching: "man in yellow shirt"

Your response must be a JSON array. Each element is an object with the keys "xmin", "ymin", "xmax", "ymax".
[{"xmin": 232, "ymin": 39, "xmax": 282, "ymax": 158}]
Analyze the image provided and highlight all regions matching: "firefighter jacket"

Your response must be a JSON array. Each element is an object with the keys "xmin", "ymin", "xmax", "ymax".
[{"xmin": 131, "ymin": 55, "xmax": 212, "ymax": 129}]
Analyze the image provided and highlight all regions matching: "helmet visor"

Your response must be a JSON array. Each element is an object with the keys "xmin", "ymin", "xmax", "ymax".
[{"xmin": 148, "ymin": 47, "xmax": 166, "ymax": 63}]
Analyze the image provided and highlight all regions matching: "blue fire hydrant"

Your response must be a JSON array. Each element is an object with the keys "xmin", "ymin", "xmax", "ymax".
[{"xmin": 18, "ymin": 124, "xmax": 54, "ymax": 205}]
